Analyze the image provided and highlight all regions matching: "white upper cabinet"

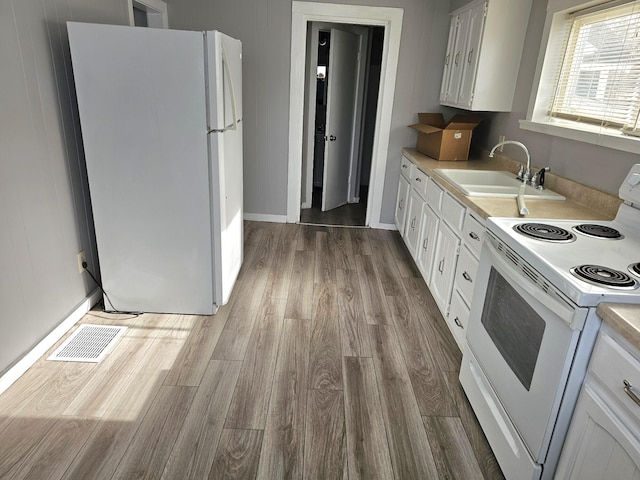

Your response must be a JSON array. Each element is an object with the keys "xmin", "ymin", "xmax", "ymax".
[{"xmin": 439, "ymin": 0, "xmax": 532, "ymax": 112}]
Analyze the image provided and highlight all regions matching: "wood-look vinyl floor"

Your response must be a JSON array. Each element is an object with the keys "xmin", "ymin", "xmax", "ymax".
[
  {"xmin": 299, "ymin": 187, "xmax": 367, "ymax": 227},
  {"xmin": 0, "ymin": 222, "xmax": 504, "ymax": 480}
]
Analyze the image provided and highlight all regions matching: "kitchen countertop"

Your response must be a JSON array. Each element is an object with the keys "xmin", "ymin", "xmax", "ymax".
[
  {"xmin": 597, "ymin": 304, "xmax": 640, "ymax": 352},
  {"xmin": 402, "ymin": 148, "xmax": 621, "ymax": 221},
  {"xmin": 402, "ymin": 148, "xmax": 640, "ymax": 351}
]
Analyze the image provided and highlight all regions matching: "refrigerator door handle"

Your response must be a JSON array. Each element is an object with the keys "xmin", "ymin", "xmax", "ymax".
[{"xmin": 208, "ymin": 43, "xmax": 239, "ymax": 134}]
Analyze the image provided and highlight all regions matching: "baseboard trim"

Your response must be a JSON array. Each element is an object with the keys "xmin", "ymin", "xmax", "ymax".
[
  {"xmin": 243, "ymin": 213, "xmax": 288, "ymax": 223},
  {"xmin": 0, "ymin": 288, "xmax": 102, "ymax": 397},
  {"xmin": 371, "ymin": 222, "xmax": 398, "ymax": 231}
]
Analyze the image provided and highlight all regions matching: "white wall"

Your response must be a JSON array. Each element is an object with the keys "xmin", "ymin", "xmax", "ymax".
[
  {"xmin": 0, "ymin": 0, "xmax": 130, "ymax": 375},
  {"xmin": 167, "ymin": 0, "xmax": 452, "ymax": 223}
]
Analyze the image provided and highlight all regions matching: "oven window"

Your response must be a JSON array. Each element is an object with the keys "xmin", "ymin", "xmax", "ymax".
[{"xmin": 481, "ymin": 267, "xmax": 546, "ymax": 391}]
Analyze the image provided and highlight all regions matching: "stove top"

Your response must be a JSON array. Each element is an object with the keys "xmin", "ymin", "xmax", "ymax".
[{"xmin": 485, "ymin": 164, "xmax": 640, "ymax": 308}]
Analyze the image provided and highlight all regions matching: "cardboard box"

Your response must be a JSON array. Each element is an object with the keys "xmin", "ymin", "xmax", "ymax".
[{"xmin": 409, "ymin": 113, "xmax": 480, "ymax": 161}]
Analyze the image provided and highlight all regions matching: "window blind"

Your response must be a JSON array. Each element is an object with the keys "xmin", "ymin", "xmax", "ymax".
[{"xmin": 549, "ymin": 1, "xmax": 640, "ymax": 136}]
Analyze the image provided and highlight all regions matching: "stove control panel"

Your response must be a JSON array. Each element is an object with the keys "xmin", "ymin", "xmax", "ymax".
[{"xmin": 620, "ymin": 163, "xmax": 640, "ymax": 205}]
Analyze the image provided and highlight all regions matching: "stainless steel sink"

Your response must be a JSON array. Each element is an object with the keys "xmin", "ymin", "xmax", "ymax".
[{"xmin": 434, "ymin": 169, "xmax": 566, "ymax": 200}]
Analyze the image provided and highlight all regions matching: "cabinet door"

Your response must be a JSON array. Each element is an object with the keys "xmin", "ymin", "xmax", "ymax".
[
  {"xmin": 439, "ymin": 15, "xmax": 459, "ymax": 103},
  {"xmin": 394, "ymin": 174, "xmax": 410, "ymax": 236},
  {"xmin": 447, "ymin": 289, "xmax": 470, "ymax": 351},
  {"xmin": 556, "ymin": 385, "xmax": 640, "ymax": 480},
  {"xmin": 453, "ymin": 245, "xmax": 479, "ymax": 306},
  {"xmin": 417, "ymin": 204, "xmax": 439, "ymax": 284},
  {"xmin": 429, "ymin": 222, "xmax": 460, "ymax": 316},
  {"xmin": 457, "ymin": 1, "xmax": 486, "ymax": 107},
  {"xmin": 405, "ymin": 189, "xmax": 424, "ymax": 258},
  {"xmin": 446, "ymin": 8, "xmax": 471, "ymax": 106}
]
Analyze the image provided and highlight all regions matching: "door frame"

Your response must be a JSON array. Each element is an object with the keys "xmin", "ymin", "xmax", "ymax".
[
  {"xmin": 128, "ymin": 0, "xmax": 168, "ymax": 28},
  {"xmin": 287, "ymin": 2, "xmax": 403, "ymax": 227},
  {"xmin": 302, "ymin": 22, "xmax": 369, "ymax": 210}
]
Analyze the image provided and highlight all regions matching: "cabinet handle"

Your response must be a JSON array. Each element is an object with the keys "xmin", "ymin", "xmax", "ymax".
[
  {"xmin": 438, "ymin": 258, "xmax": 445, "ymax": 273},
  {"xmin": 402, "ymin": 164, "xmax": 408, "ymax": 169},
  {"xmin": 467, "ymin": 48, "xmax": 474, "ymax": 64},
  {"xmin": 469, "ymin": 231, "xmax": 480, "ymax": 241},
  {"xmin": 445, "ymin": 53, "xmax": 450, "ymax": 66},
  {"xmin": 454, "ymin": 51, "xmax": 460, "ymax": 65},
  {"xmin": 399, "ymin": 199, "xmax": 404, "ymax": 209},
  {"xmin": 415, "ymin": 177, "xmax": 422, "ymax": 182},
  {"xmin": 624, "ymin": 380, "xmax": 640, "ymax": 408},
  {"xmin": 454, "ymin": 317, "xmax": 463, "ymax": 328},
  {"xmin": 411, "ymin": 218, "xmax": 416, "ymax": 229},
  {"xmin": 462, "ymin": 271, "xmax": 472, "ymax": 282},
  {"xmin": 422, "ymin": 239, "xmax": 428, "ymax": 250}
]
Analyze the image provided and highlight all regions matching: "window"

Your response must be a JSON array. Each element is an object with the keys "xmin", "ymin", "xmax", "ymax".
[{"xmin": 522, "ymin": 0, "xmax": 640, "ymax": 153}]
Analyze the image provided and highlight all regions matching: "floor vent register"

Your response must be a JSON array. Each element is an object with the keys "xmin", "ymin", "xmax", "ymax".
[{"xmin": 48, "ymin": 324, "xmax": 127, "ymax": 363}]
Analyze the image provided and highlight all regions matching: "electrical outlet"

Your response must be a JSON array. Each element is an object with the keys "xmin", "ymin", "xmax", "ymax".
[
  {"xmin": 498, "ymin": 135, "xmax": 506, "ymax": 152},
  {"xmin": 77, "ymin": 251, "xmax": 87, "ymax": 273}
]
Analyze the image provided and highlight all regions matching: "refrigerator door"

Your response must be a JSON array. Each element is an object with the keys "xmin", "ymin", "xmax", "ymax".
[
  {"xmin": 68, "ymin": 22, "xmax": 215, "ymax": 314},
  {"xmin": 206, "ymin": 31, "xmax": 243, "ymax": 305}
]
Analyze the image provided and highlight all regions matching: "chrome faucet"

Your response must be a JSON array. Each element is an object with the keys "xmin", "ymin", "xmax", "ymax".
[{"xmin": 489, "ymin": 140, "xmax": 531, "ymax": 184}]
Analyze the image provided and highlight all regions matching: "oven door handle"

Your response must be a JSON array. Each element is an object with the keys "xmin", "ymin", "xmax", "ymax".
[{"xmin": 484, "ymin": 239, "xmax": 576, "ymax": 328}]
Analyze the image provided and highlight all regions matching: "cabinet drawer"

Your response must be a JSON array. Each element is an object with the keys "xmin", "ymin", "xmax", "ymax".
[
  {"xmin": 448, "ymin": 290, "xmax": 469, "ymax": 350},
  {"xmin": 462, "ymin": 212, "xmax": 484, "ymax": 258},
  {"xmin": 400, "ymin": 155, "xmax": 413, "ymax": 179},
  {"xmin": 411, "ymin": 168, "xmax": 428, "ymax": 199},
  {"xmin": 441, "ymin": 193, "xmax": 465, "ymax": 231},
  {"xmin": 426, "ymin": 180, "xmax": 444, "ymax": 214},
  {"xmin": 454, "ymin": 246, "xmax": 479, "ymax": 306},
  {"xmin": 591, "ymin": 331, "xmax": 640, "ymax": 422}
]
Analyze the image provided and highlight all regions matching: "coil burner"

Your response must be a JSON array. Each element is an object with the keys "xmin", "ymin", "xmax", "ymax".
[
  {"xmin": 573, "ymin": 224, "xmax": 623, "ymax": 240},
  {"xmin": 571, "ymin": 265, "xmax": 637, "ymax": 289},
  {"xmin": 513, "ymin": 223, "xmax": 576, "ymax": 243}
]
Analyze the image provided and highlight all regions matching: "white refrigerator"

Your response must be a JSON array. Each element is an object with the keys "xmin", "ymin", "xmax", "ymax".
[{"xmin": 67, "ymin": 22, "xmax": 243, "ymax": 315}]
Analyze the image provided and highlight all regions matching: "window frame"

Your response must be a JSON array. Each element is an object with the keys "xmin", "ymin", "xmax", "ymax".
[{"xmin": 521, "ymin": 0, "xmax": 640, "ymax": 154}]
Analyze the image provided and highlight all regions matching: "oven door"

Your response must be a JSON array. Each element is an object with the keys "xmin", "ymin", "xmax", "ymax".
[{"xmin": 465, "ymin": 236, "xmax": 587, "ymax": 462}]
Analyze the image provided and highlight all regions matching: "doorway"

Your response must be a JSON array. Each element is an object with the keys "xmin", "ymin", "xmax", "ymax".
[
  {"xmin": 300, "ymin": 25, "xmax": 383, "ymax": 227},
  {"xmin": 128, "ymin": 0, "xmax": 168, "ymax": 28},
  {"xmin": 287, "ymin": 2, "xmax": 404, "ymax": 228}
]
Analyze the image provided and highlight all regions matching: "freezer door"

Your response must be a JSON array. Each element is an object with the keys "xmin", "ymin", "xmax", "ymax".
[
  {"xmin": 68, "ymin": 22, "xmax": 215, "ymax": 314},
  {"xmin": 207, "ymin": 31, "xmax": 243, "ymax": 130},
  {"xmin": 206, "ymin": 31, "xmax": 243, "ymax": 305}
]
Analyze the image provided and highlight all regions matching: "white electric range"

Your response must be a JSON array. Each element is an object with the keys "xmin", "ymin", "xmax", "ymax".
[{"xmin": 460, "ymin": 164, "xmax": 640, "ymax": 480}]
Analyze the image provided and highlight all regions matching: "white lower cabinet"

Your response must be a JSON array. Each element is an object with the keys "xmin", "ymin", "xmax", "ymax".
[
  {"xmin": 394, "ymin": 173, "xmax": 410, "ymax": 235},
  {"xmin": 447, "ymin": 210, "xmax": 483, "ymax": 350},
  {"xmin": 405, "ymin": 188, "xmax": 424, "ymax": 258},
  {"xmin": 429, "ymin": 220, "xmax": 460, "ymax": 316},
  {"xmin": 416, "ymin": 204, "xmax": 439, "ymax": 283},
  {"xmin": 447, "ymin": 290, "xmax": 470, "ymax": 349},
  {"xmin": 395, "ymin": 154, "xmax": 485, "ymax": 350},
  {"xmin": 556, "ymin": 327, "xmax": 640, "ymax": 479},
  {"xmin": 453, "ymin": 245, "xmax": 477, "ymax": 306}
]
